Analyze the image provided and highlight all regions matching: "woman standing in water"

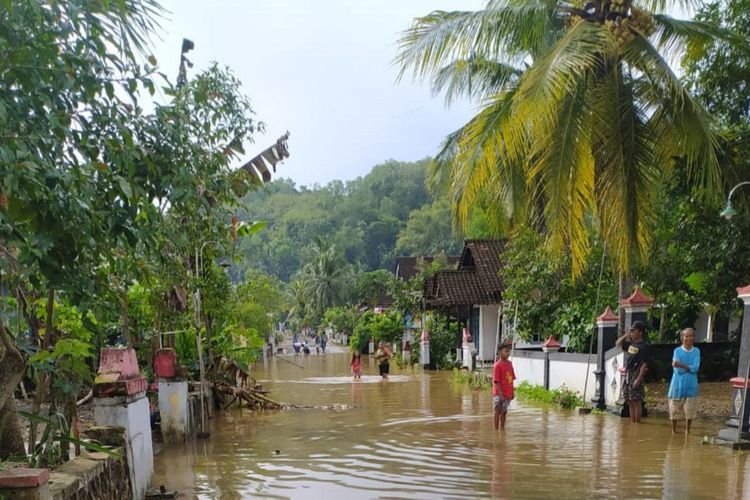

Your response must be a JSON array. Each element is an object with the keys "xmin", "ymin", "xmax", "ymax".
[
  {"xmin": 668, "ymin": 328, "xmax": 700, "ymax": 433},
  {"xmin": 375, "ymin": 341, "xmax": 391, "ymax": 379}
]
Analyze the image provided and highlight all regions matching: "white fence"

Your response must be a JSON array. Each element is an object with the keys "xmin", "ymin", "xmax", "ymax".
[{"xmin": 512, "ymin": 348, "xmax": 624, "ymax": 407}]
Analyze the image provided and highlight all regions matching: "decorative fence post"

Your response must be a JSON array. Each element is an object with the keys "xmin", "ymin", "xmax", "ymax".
[
  {"xmin": 154, "ymin": 348, "xmax": 190, "ymax": 443},
  {"xmin": 542, "ymin": 336, "xmax": 561, "ymax": 390},
  {"xmin": 462, "ymin": 327, "xmax": 473, "ymax": 370},
  {"xmin": 93, "ymin": 348, "xmax": 153, "ymax": 500},
  {"xmin": 593, "ymin": 306, "xmax": 619, "ymax": 410},
  {"xmin": 420, "ymin": 329, "xmax": 430, "ymax": 369},
  {"xmin": 718, "ymin": 285, "xmax": 750, "ymax": 448}
]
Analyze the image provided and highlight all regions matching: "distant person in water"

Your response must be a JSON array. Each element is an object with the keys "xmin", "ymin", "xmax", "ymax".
[
  {"xmin": 616, "ymin": 320, "xmax": 649, "ymax": 423},
  {"xmin": 320, "ymin": 332, "xmax": 328, "ymax": 354},
  {"xmin": 668, "ymin": 328, "xmax": 700, "ymax": 433},
  {"xmin": 493, "ymin": 340, "xmax": 515, "ymax": 430},
  {"xmin": 375, "ymin": 341, "xmax": 391, "ymax": 379},
  {"xmin": 350, "ymin": 351, "xmax": 362, "ymax": 379}
]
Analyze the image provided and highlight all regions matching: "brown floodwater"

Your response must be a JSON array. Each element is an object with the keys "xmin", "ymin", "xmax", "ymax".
[{"xmin": 153, "ymin": 351, "xmax": 750, "ymax": 499}]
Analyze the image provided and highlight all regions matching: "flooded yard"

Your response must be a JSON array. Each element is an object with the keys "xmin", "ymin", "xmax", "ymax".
[{"xmin": 153, "ymin": 352, "xmax": 749, "ymax": 499}]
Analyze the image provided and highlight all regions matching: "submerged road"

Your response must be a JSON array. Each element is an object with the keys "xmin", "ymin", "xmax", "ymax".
[{"xmin": 153, "ymin": 351, "xmax": 749, "ymax": 499}]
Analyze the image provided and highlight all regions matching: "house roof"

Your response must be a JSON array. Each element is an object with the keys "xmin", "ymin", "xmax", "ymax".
[
  {"xmin": 395, "ymin": 255, "xmax": 459, "ymax": 281},
  {"xmin": 424, "ymin": 240, "xmax": 506, "ymax": 308},
  {"xmin": 460, "ymin": 240, "xmax": 506, "ymax": 297},
  {"xmin": 431, "ymin": 271, "xmax": 491, "ymax": 306}
]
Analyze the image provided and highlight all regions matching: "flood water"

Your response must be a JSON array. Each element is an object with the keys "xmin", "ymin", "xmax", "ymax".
[{"xmin": 153, "ymin": 350, "xmax": 750, "ymax": 499}]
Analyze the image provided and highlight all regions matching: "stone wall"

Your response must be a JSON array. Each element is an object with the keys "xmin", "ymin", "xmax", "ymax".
[
  {"xmin": 0, "ymin": 426, "xmax": 133, "ymax": 500},
  {"xmin": 48, "ymin": 449, "xmax": 131, "ymax": 500}
]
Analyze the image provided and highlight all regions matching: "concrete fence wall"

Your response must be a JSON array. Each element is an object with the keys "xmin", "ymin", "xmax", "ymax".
[{"xmin": 512, "ymin": 349, "xmax": 618, "ymax": 405}]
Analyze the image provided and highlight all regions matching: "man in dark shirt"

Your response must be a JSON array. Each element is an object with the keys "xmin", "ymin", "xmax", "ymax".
[{"xmin": 616, "ymin": 320, "xmax": 649, "ymax": 423}]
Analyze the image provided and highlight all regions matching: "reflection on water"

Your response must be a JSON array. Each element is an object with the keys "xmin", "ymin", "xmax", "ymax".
[{"xmin": 153, "ymin": 352, "xmax": 749, "ymax": 499}]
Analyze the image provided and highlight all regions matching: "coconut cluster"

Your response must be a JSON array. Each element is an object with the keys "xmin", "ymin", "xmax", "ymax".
[{"xmin": 565, "ymin": 2, "xmax": 657, "ymax": 47}]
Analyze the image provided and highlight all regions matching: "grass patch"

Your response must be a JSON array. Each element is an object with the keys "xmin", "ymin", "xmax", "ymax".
[
  {"xmin": 515, "ymin": 381, "xmax": 584, "ymax": 409},
  {"xmin": 450, "ymin": 368, "xmax": 491, "ymax": 391}
]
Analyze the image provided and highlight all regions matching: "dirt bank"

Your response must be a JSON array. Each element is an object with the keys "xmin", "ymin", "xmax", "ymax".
[{"xmin": 645, "ymin": 381, "xmax": 732, "ymax": 417}]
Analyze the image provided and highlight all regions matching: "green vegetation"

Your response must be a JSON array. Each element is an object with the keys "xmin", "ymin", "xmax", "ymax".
[
  {"xmin": 515, "ymin": 382, "xmax": 584, "ymax": 410},
  {"xmin": 397, "ymin": 0, "xmax": 736, "ymax": 276},
  {"xmin": 233, "ymin": 160, "xmax": 462, "ymax": 282},
  {"xmin": 450, "ymin": 369, "xmax": 491, "ymax": 391}
]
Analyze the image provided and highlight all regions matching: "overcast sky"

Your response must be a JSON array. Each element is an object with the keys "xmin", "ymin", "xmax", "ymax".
[{"xmin": 148, "ymin": 0, "xmax": 483, "ymax": 188}]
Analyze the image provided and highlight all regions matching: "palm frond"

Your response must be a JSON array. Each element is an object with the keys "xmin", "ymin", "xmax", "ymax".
[
  {"xmin": 651, "ymin": 14, "xmax": 750, "ymax": 60},
  {"xmin": 590, "ymin": 74, "xmax": 657, "ymax": 272},
  {"xmin": 431, "ymin": 57, "xmax": 521, "ymax": 104},
  {"xmin": 395, "ymin": 1, "xmax": 561, "ymax": 83},
  {"xmin": 622, "ymin": 35, "xmax": 722, "ymax": 198},
  {"xmin": 526, "ymin": 81, "xmax": 596, "ymax": 275},
  {"xmin": 452, "ymin": 87, "xmax": 527, "ymax": 231},
  {"xmin": 635, "ymin": 0, "xmax": 702, "ymax": 14}
]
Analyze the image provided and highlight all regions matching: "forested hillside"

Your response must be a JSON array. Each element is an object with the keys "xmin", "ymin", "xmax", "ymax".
[{"xmin": 233, "ymin": 159, "xmax": 463, "ymax": 281}]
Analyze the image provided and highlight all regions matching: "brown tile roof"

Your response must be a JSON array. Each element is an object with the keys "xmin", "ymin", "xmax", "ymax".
[
  {"xmin": 461, "ymin": 240, "xmax": 505, "ymax": 300},
  {"xmin": 395, "ymin": 255, "xmax": 459, "ymax": 281},
  {"xmin": 424, "ymin": 240, "xmax": 506, "ymax": 307},
  {"xmin": 433, "ymin": 271, "xmax": 490, "ymax": 306}
]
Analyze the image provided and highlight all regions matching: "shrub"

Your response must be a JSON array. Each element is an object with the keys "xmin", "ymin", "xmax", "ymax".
[
  {"xmin": 515, "ymin": 381, "xmax": 584, "ymax": 409},
  {"xmin": 425, "ymin": 313, "xmax": 460, "ymax": 369},
  {"xmin": 450, "ymin": 368, "xmax": 491, "ymax": 390}
]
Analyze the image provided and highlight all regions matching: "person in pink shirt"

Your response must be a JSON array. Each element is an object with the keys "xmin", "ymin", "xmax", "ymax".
[
  {"xmin": 493, "ymin": 340, "xmax": 516, "ymax": 430},
  {"xmin": 350, "ymin": 351, "xmax": 362, "ymax": 379}
]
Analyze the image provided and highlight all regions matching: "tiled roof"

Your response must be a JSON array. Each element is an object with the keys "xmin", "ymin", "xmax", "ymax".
[
  {"xmin": 424, "ymin": 240, "xmax": 506, "ymax": 307},
  {"xmin": 461, "ymin": 240, "xmax": 506, "ymax": 299},
  {"xmin": 395, "ymin": 255, "xmax": 459, "ymax": 281}
]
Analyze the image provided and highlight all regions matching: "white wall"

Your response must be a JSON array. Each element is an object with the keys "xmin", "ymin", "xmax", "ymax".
[
  {"xmin": 547, "ymin": 356, "xmax": 598, "ymax": 402},
  {"xmin": 511, "ymin": 351, "xmax": 605, "ymax": 403},
  {"xmin": 479, "ymin": 304, "xmax": 500, "ymax": 362},
  {"xmin": 511, "ymin": 352, "xmax": 545, "ymax": 387},
  {"xmin": 94, "ymin": 394, "xmax": 153, "ymax": 500}
]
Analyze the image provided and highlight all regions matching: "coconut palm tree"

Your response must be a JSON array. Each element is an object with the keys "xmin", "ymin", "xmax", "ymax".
[
  {"xmin": 397, "ymin": 0, "xmax": 740, "ymax": 275},
  {"xmin": 297, "ymin": 238, "xmax": 351, "ymax": 325}
]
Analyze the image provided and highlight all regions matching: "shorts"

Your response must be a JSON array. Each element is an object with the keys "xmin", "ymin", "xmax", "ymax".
[
  {"xmin": 379, "ymin": 362, "xmax": 390, "ymax": 376},
  {"xmin": 623, "ymin": 372, "xmax": 645, "ymax": 402},
  {"xmin": 493, "ymin": 395, "xmax": 511, "ymax": 413},
  {"xmin": 669, "ymin": 397, "xmax": 697, "ymax": 420}
]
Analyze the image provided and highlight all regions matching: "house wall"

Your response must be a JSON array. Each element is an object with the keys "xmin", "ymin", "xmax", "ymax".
[{"xmin": 478, "ymin": 304, "xmax": 500, "ymax": 362}]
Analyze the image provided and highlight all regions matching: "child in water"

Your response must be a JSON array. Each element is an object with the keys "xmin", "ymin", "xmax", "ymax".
[
  {"xmin": 350, "ymin": 351, "xmax": 362, "ymax": 379},
  {"xmin": 493, "ymin": 340, "xmax": 516, "ymax": 430}
]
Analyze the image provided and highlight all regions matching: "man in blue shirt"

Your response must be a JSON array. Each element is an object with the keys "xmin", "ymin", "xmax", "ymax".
[{"xmin": 668, "ymin": 328, "xmax": 700, "ymax": 433}]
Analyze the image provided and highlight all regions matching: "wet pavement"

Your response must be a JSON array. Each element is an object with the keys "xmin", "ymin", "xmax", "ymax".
[{"xmin": 153, "ymin": 351, "xmax": 749, "ymax": 499}]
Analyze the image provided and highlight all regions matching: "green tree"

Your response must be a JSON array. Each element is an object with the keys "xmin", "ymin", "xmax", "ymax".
[
  {"xmin": 0, "ymin": 0, "xmax": 164, "ymax": 459},
  {"xmin": 500, "ymin": 225, "xmax": 616, "ymax": 352},
  {"xmin": 353, "ymin": 270, "xmax": 396, "ymax": 307},
  {"xmin": 395, "ymin": 198, "xmax": 462, "ymax": 256},
  {"xmin": 297, "ymin": 239, "xmax": 351, "ymax": 325},
  {"xmin": 397, "ymin": 0, "xmax": 737, "ymax": 276}
]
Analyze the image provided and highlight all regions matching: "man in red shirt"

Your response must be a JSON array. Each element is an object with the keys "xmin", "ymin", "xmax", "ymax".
[{"xmin": 493, "ymin": 340, "xmax": 516, "ymax": 430}]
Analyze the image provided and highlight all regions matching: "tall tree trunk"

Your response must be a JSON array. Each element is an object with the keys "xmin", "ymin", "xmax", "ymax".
[
  {"xmin": 659, "ymin": 305, "xmax": 669, "ymax": 343},
  {"xmin": 617, "ymin": 272, "xmax": 633, "ymax": 335},
  {"xmin": 0, "ymin": 321, "xmax": 27, "ymax": 459},
  {"xmin": 29, "ymin": 289, "xmax": 55, "ymax": 456},
  {"xmin": 0, "ymin": 396, "xmax": 26, "ymax": 459}
]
